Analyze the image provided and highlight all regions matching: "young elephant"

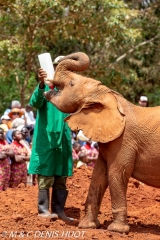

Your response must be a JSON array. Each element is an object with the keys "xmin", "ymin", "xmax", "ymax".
[{"xmin": 44, "ymin": 52, "xmax": 160, "ymax": 233}]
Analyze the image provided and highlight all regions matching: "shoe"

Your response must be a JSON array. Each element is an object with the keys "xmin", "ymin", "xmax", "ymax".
[
  {"xmin": 51, "ymin": 189, "xmax": 74, "ymax": 222},
  {"xmin": 38, "ymin": 189, "xmax": 58, "ymax": 219}
]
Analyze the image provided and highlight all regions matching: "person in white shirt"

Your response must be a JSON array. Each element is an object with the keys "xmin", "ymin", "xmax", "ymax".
[{"xmin": 24, "ymin": 104, "xmax": 36, "ymax": 126}]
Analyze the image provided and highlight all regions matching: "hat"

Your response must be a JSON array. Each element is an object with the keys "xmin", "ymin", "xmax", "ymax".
[
  {"xmin": 1, "ymin": 115, "xmax": 11, "ymax": 120},
  {"xmin": 11, "ymin": 100, "xmax": 21, "ymax": 108},
  {"xmin": 11, "ymin": 118, "xmax": 25, "ymax": 129},
  {"xmin": 140, "ymin": 96, "xmax": 148, "ymax": 102},
  {"xmin": 0, "ymin": 124, "xmax": 8, "ymax": 132},
  {"xmin": 16, "ymin": 125, "xmax": 25, "ymax": 131},
  {"xmin": 53, "ymin": 56, "xmax": 65, "ymax": 65},
  {"xmin": 8, "ymin": 108, "xmax": 23, "ymax": 118}
]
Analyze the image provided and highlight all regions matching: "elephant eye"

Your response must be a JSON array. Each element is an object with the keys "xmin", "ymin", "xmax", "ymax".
[{"xmin": 69, "ymin": 80, "xmax": 74, "ymax": 86}]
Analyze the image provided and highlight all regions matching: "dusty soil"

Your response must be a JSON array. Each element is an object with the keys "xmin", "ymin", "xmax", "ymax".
[{"xmin": 0, "ymin": 166, "xmax": 160, "ymax": 240}]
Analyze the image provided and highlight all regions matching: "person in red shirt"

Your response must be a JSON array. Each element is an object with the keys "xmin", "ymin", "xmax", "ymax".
[
  {"xmin": 81, "ymin": 140, "xmax": 99, "ymax": 167},
  {"xmin": 10, "ymin": 130, "xmax": 30, "ymax": 188},
  {"xmin": 0, "ymin": 128, "xmax": 14, "ymax": 191}
]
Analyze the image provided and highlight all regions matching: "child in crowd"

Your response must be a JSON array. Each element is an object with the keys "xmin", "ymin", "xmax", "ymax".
[
  {"xmin": 5, "ymin": 118, "xmax": 25, "ymax": 144},
  {"xmin": 72, "ymin": 141, "xmax": 81, "ymax": 167},
  {"xmin": 76, "ymin": 152, "xmax": 88, "ymax": 168},
  {"xmin": 0, "ymin": 128, "xmax": 14, "ymax": 191},
  {"xmin": 81, "ymin": 140, "xmax": 99, "ymax": 168},
  {"xmin": 10, "ymin": 130, "xmax": 30, "ymax": 188},
  {"xmin": 19, "ymin": 126, "xmax": 32, "ymax": 185},
  {"xmin": 20, "ymin": 126, "xmax": 37, "ymax": 186}
]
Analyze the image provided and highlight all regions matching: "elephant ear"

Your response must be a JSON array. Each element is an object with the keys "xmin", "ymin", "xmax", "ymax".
[{"xmin": 65, "ymin": 93, "xmax": 125, "ymax": 143}]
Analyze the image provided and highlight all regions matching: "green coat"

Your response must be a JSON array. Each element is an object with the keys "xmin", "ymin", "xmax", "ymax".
[{"xmin": 28, "ymin": 84, "xmax": 73, "ymax": 177}]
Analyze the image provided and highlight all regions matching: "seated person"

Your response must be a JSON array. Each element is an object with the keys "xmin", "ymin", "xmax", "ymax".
[
  {"xmin": 72, "ymin": 141, "xmax": 81, "ymax": 167},
  {"xmin": 81, "ymin": 140, "xmax": 99, "ymax": 168},
  {"xmin": 76, "ymin": 152, "xmax": 88, "ymax": 168}
]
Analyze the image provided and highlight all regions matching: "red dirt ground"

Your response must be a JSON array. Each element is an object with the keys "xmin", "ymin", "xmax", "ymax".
[{"xmin": 0, "ymin": 166, "xmax": 160, "ymax": 240}]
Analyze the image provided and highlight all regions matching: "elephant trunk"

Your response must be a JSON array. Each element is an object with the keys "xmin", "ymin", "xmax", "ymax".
[{"xmin": 57, "ymin": 52, "xmax": 90, "ymax": 72}]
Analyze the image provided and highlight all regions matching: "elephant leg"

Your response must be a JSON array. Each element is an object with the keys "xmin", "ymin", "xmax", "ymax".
[
  {"xmin": 78, "ymin": 155, "xmax": 108, "ymax": 229},
  {"xmin": 107, "ymin": 166, "xmax": 130, "ymax": 233}
]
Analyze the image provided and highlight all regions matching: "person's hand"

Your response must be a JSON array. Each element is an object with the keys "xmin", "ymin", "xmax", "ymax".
[
  {"xmin": 20, "ymin": 108, "xmax": 25, "ymax": 115},
  {"xmin": 15, "ymin": 155, "xmax": 25, "ymax": 163},
  {"xmin": 38, "ymin": 68, "xmax": 54, "ymax": 88},
  {"xmin": 5, "ymin": 149, "xmax": 14, "ymax": 158},
  {"xmin": 23, "ymin": 155, "xmax": 30, "ymax": 162},
  {"xmin": 38, "ymin": 68, "xmax": 47, "ymax": 89}
]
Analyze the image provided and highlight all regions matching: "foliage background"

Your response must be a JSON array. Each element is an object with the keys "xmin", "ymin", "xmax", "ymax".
[{"xmin": 0, "ymin": 0, "xmax": 159, "ymax": 114}]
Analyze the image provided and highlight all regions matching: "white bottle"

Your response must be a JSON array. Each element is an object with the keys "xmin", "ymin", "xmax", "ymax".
[{"xmin": 38, "ymin": 53, "xmax": 54, "ymax": 86}]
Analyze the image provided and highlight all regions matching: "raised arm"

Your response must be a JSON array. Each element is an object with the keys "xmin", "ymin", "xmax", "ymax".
[{"xmin": 30, "ymin": 69, "xmax": 48, "ymax": 109}]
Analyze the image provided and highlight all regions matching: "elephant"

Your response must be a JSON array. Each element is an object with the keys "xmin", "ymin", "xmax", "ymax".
[{"xmin": 44, "ymin": 52, "xmax": 160, "ymax": 233}]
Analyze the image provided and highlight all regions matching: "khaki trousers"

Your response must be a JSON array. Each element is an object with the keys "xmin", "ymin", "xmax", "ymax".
[{"xmin": 38, "ymin": 175, "xmax": 67, "ymax": 190}]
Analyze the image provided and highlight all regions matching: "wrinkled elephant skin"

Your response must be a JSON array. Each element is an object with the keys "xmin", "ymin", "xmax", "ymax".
[{"xmin": 44, "ymin": 52, "xmax": 160, "ymax": 233}]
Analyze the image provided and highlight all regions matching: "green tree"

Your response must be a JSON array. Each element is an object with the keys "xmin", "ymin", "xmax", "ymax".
[
  {"xmin": 1, "ymin": 0, "xmax": 158, "ymax": 114},
  {"xmin": 111, "ymin": 2, "xmax": 160, "ymax": 105}
]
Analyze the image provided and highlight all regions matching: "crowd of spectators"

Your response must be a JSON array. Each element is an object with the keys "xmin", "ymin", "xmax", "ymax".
[
  {"xmin": 72, "ymin": 136, "xmax": 99, "ymax": 169},
  {"xmin": 0, "ymin": 93, "xmax": 148, "ymax": 191},
  {"xmin": 0, "ymin": 100, "xmax": 36, "ymax": 191},
  {"xmin": 0, "ymin": 93, "xmax": 149, "ymax": 192},
  {"xmin": 0, "ymin": 99, "xmax": 99, "ymax": 192},
  {"xmin": 0, "ymin": 90, "xmax": 149, "ymax": 193}
]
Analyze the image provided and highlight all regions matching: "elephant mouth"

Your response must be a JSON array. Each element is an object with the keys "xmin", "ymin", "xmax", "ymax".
[{"xmin": 43, "ymin": 89, "xmax": 60, "ymax": 101}]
